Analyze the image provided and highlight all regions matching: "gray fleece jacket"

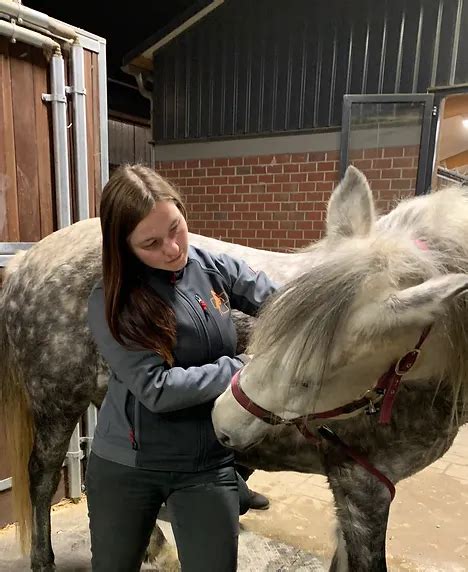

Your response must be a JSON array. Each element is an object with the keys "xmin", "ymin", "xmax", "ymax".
[{"xmin": 87, "ymin": 245, "xmax": 277, "ymax": 471}]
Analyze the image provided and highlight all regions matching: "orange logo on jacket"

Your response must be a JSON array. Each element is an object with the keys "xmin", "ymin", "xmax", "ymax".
[{"xmin": 210, "ymin": 289, "xmax": 230, "ymax": 315}]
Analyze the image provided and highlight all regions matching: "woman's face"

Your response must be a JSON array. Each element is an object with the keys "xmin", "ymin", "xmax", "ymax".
[{"xmin": 128, "ymin": 201, "xmax": 189, "ymax": 272}]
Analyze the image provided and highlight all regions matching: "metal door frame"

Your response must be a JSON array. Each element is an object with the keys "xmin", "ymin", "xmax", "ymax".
[{"xmin": 340, "ymin": 94, "xmax": 435, "ymax": 195}]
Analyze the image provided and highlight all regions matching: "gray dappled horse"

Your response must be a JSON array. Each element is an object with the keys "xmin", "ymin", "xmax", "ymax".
[{"xmin": 1, "ymin": 166, "xmax": 467, "ymax": 571}]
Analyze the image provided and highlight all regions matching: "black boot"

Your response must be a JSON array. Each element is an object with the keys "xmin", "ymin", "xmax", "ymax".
[{"xmin": 248, "ymin": 488, "xmax": 270, "ymax": 510}]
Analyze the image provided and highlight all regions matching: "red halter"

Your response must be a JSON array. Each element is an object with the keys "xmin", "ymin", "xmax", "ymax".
[{"xmin": 230, "ymin": 326, "xmax": 431, "ymax": 502}]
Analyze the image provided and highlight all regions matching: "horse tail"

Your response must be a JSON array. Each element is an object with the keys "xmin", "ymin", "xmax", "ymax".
[{"xmin": 0, "ymin": 264, "xmax": 34, "ymax": 553}]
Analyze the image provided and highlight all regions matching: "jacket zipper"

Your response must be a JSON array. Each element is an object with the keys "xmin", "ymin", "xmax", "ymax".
[{"xmin": 175, "ymin": 287, "xmax": 212, "ymax": 356}]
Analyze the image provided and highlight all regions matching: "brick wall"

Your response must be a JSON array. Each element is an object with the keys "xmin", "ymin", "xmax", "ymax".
[{"xmin": 155, "ymin": 145, "xmax": 419, "ymax": 252}]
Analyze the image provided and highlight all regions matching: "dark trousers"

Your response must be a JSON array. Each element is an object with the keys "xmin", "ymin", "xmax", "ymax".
[{"xmin": 85, "ymin": 452, "xmax": 250, "ymax": 572}]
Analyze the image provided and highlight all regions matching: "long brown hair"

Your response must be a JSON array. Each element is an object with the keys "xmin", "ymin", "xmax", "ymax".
[{"xmin": 99, "ymin": 164, "xmax": 187, "ymax": 365}]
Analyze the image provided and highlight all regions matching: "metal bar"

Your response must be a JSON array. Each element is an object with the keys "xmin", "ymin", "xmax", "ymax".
[
  {"xmin": 44, "ymin": 53, "xmax": 72, "ymax": 228},
  {"xmin": 437, "ymin": 166, "xmax": 468, "ymax": 185},
  {"xmin": 412, "ymin": 3, "xmax": 424, "ymax": 92},
  {"xmin": 0, "ymin": 477, "xmax": 12, "ymax": 492},
  {"xmin": 83, "ymin": 405, "xmax": 98, "ymax": 460},
  {"xmin": 0, "ymin": 242, "xmax": 35, "ymax": 254},
  {"xmin": 450, "ymin": 0, "xmax": 464, "ymax": 85},
  {"xmin": 415, "ymin": 95, "xmax": 435, "ymax": 196},
  {"xmin": 430, "ymin": 1, "xmax": 444, "ymax": 87},
  {"xmin": 339, "ymin": 95, "xmax": 353, "ymax": 178},
  {"xmin": 70, "ymin": 42, "xmax": 89, "ymax": 221},
  {"xmin": 66, "ymin": 425, "xmax": 82, "ymax": 499},
  {"xmin": 98, "ymin": 40, "xmax": 109, "ymax": 187}
]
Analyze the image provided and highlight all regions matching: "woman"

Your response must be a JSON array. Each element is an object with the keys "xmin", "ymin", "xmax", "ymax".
[{"xmin": 86, "ymin": 164, "xmax": 277, "ymax": 571}]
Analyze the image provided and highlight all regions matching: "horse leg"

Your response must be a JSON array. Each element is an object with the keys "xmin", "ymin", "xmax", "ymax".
[
  {"xmin": 327, "ymin": 464, "xmax": 391, "ymax": 572},
  {"xmin": 329, "ymin": 526, "xmax": 348, "ymax": 572},
  {"xmin": 145, "ymin": 524, "xmax": 180, "ymax": 571},
  {"xmin": 29, "ymin": 416, "xmax": 84, "ymax": 572}
]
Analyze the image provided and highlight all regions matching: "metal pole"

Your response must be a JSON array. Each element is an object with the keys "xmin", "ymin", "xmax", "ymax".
[
  {"xmin": 67, "ymin": 425, "xmax": 83, "ymax": 501},
  {"xmin": 43, "ymin": 51, "xmax": 72, "ymax": 228},
  {"xmin": 70, "ymin": 42, "xmax": 89, "ymax": 220}
]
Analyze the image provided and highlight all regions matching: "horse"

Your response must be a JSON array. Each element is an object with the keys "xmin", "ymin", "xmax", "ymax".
[
  {"xmin": 213, "ymin": 166, "xmax": 468, "ymax": 570},
  {"xmin": 0, "ymin": 165, "xmax": 465, "ymax": 571}
]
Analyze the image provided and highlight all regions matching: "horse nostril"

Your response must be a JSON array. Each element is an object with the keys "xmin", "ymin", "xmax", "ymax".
[{"xmin": 217, "ymin": 432, "xmax": 231, "ymax": 447}]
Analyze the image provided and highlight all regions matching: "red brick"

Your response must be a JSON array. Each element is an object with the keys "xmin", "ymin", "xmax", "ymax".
[
  {"xmin": 288, "ymin": 211, "xmax": 306, "ymax": 220},
  {"xmin": 299, "ymin": 163, "xmax": 318, "ymax": 172},
  {"xmin": 236, "ymin": 166, "xmax": 251, "ymax": 175},
  {"xmin": 214, "ymin": 158, "xmax": 229, "ymax": 166},
  {"xmin": 349, "ymin": 149, "xmax": 364, "ymax": 160},
  {"xmin": 200, "ymin": 159, "xmax": 215, "ymax": 167},
  {"xmin": 274, "ymin": 174, "xmax": 290, "ymax": 183},
  {"xmin": 390, "ymin": 178, "xmax": 412, "ymax": 190},
  {"xmin": 271, "ymin": 230, "xmax": 289, "ymax": 238},
  {"xmin": 193, "ymin": 168, "xmax": 206, "ymax": 177},
  {"xmin": 257, "ymin": 154, "xmax": 275, "ymax": 165},
  {"xmin": 326, "ymin": 151, "xmax": 340, "ymax": 161},
  {"xmin": 284, "ymin": 163, "xmax": 300, "ymax": 173},
  {"xmin": 173, "ymin": 160, "xmax": 185, "ymax": 169},
  {"xmin": 296, "ymin": 220, "xmax": 313, "ymax": 230},
  {"xmin": 316, "ymin": 181, "xmax": 334, "ymax": 191},
  {"xmin": 258, "ymin": 174, "xmax": 275, "ymax": 183},
  {"xmin": 228, "ymin": 176, "xmax": 243, "ymax": 184},
  {"xmin": 290, "ymin": 173, "xmax": 308, "ymax": 182},
  {"xmin": 221, "ymin": 167, "xmax": 235, "ymax": 176},
  {"xmin": 383, "ymin": 147, "xmax": 404, "ymax": 158},
  {"xmin": 179, "ymin": 169, "xmax": 193, "ymax": 177},
  {"xmin": 228, "ymin": 157, "xmax": 243, "ymax": 166},
  {"xmin": 290, "ymin": 192, "xmax": 306, "ymax": 201},
  {"xmin": 317, "ymin": 161, "xmax": 335, "ymax": 171},
  {"xmin": 372, "ymin": 158, "xmax": 392, "ymax": 169},
  {"xmin": 244, "ymin": 156, "xmax": 259, "ymax": 165},
  {"xmin": 267, "ymin": 165, "xmax": 283, "ymax": 174},
  {"xmin": 274, "ymin": 154, "xmax": 291, "ymax": 163},
  {"xmin": 371, "ymin": 179, "xmax": 391, "ymax": 190},
  {"xmin": 244, "ymin": 175, "xmax": 258, "ymax": 184},
  {"xmin": 264, "ymin": 202, "xmax": 281, "ymax": 211},
  {"xmin": 272, "ymin": 211, "xmax": 289, "ymax": 220},
  {"xmin": 264, "ymin": 221, "xmax": 280, "ymax": 230},
  {"xmin": 308, "ymin": 151, "xmax": 326, "ymax": 161},
  {"xmin": 392, "ymin": 157, "xmax": 413, "ymax": 168},
  {"xmin": 207, "ymin": 167, "xmax": 220, "ymax": 176},
  {"xmin": 206, "ymin": 186, "xmax": 220, "ymax": 194},
  {"xmin": 252, "ymin": 165, "xmax": 267, "ymax": 174},
  {"xmin": 291, "ymin": 153, "xmax": 308, "ymax": 162},
  {"xmin": 266, "ymin": 183, "xmax": 282, "ymax": 193},
  {"xmin": 382, "ymin": 168, "xmax": 402, "ymax": 179},
  {"xmin": 213, "ymin": 177, "xmax": 229, "ymax": 185},
  {"xmin": 307, "ymin": 172, "xmax": 326, "ymax": 182},
  {"xmin": 363, "ymin": 148, "xmax": 383, "ymax": 159},
  {"xmin": 305, "ymin": 209, "xmax": 322, "ymax": 220},
  {"xmin": 186, "ymin": 159, "xmax": 200, "ymax": 168},
  {"xmin": 404, "ymin": 145, "xmax": 420, "ymax": 157},
  {"xmin": 353, "ymin": 159, "xmax": 373, "ymax": 170},
  {"xmin": 402, "ymin": 168, "xmax": 417, "ymax": 178},
  {"xmin": 325, "ymin": 171, "xmax": 339, "ymax": 181}
]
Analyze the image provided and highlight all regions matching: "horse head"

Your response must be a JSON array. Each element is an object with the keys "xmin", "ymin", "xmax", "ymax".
[{"xmin": 212, "ymin": 166, "xmax": 468, "ymax": 450}]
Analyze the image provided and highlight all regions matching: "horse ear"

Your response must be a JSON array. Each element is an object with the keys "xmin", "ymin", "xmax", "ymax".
[
  {"xmin": 326, "ymin": 166, "xmax": 375, "ymax": 239},
  {"xmin": 355, "ymin": 274, "xmax": 468, "ymax": 334}
]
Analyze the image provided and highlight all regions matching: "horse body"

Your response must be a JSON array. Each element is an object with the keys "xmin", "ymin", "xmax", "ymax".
[{"xmin": 0, "ymin": 167, "xmax": 466, "ymax": 571}]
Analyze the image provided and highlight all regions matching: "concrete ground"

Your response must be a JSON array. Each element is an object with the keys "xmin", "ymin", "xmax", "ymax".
[{"xmin": 1, "ymin": 426, "xmax": 467, "ymax": 571}]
